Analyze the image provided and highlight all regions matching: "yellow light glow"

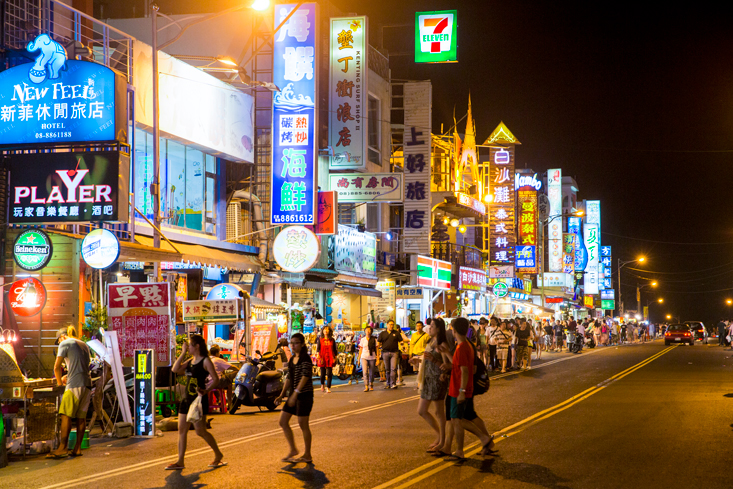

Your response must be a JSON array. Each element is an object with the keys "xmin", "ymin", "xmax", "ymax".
[
  {"xmin": 484, "ymin": 194, "xmax": 493, "ymax": 204},
  {"xmin": 651, "ymin": 282, "xmax": 657, "ymax": 287},
  {"xmin": 727, "ymin": 299, "xmax": 732, "ymax": 305},
  {"xmin": 450, "ymin": 219, "xmax": 460, "ymax": 228},
  {"xmin": 458, "ymin": 225, "xmax": 467, "ymax": 234},
  {"xmin": 443, "ymin": 217, "xmax": 450, "ymax": 225},
  {"xmin": 657, "ymin": 298, "xmax": 664, "ymax": 303},
  {"xmin": 637, "ymin": 257, "xmax": 646, "ymax": 263},
  {"xmin": 575, "ymin": 210, "xmax": 584, "ymax": 216},
  {"xmin": 666, "ymin": 314, "xmax": 671, "ymax": 319},
  {"xmin": 250, "ymin": 0, "xmax": 270, "ymax": 11},
  {"xmin": 217, "ymin": 56, "xmax": 238, "ymax": 66}
]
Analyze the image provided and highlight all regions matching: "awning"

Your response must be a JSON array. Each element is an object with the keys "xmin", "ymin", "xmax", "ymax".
[
  {"xmin": 304, "ymin": 280, "xmax": 335, "ymax": 291},
  {"xmin": 135, "ymin": 235, "xmax": 261, "ymax": 272},
  {"xmin": 46, "ymin": 229, "xmax": 183, "ymax": 263},
  {"xmin": 338, "ymin": 285, "xmax": 382, "ymax": 298},
  {"xmin": 251, "ymin": 296, "xmax": 285, "ymax": 311}
]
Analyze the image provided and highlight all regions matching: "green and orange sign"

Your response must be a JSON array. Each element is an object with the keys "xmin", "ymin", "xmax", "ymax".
[
  {"xmin": 415, "ymin": 10, "xmax": 458, "ymax": 63},
  {"xmin": 13, "ymin": 229, "xmax": 52, "ymax": 271},
  {"xmin": 417, "ymin": 255, "xmax": 451, "ymax": 290}
]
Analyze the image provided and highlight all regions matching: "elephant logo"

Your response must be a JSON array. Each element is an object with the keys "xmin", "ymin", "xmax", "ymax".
[{"xmin": 26, "ymin": 34, "xmax": 67, "ymax": 84}]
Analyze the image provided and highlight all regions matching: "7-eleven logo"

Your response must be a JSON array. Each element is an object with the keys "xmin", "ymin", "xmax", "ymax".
[{"xmin": 418, "ymin": 13, "xmax": 454, "ymax": 54}]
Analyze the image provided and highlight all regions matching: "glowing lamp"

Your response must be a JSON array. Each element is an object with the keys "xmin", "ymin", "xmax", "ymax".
[
  {"xmin": 450, "ymin": 219, "xmax": 460, "ymax": 228},
  {"xmin": 250, "ymin": 0, "xmax": 270, "ymax": 11}
]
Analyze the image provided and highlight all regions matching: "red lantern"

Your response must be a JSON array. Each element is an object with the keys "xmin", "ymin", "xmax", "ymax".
[{"xmin": 8, "ymin": 277, "xmax": 47, "ymax": 317}]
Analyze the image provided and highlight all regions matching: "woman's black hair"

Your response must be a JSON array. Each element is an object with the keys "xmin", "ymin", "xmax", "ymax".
[
  {"xmin": 189, "ymin": 334, "xmax": 209, "ymax": 358},
  {"xmin": 290, "ymin": 333, "xmax": 305, "ymax": 356},
  {"xmin": 431, "ymin": 317, "xmax": 447, "ymax": 347},
  {"xmin": 322, "ymin": 325, "xmax": 333, "ymax": 338}
]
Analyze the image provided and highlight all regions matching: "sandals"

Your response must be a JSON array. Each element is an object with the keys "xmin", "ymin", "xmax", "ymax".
[
  {"xmin": 164, "ymin": 463, "xmax": 185, "ymax": 470},
  {"xmin": 208, "ymin": 461, "xmax": 228, "ymax": 468},
  {"xmin": 293, "ymin": 457, "xmax": 313, "ymax": 464},
  {"xmin": 431, "ymin": 450, "xmax": 451, "ymax": 457},
  {"xmin": 45, "ymin": 452, "xmax": 69, "ymax": 459},
  {"xmin": 445, "ymin": 454, "xmax": 468, "ymax": 462}
]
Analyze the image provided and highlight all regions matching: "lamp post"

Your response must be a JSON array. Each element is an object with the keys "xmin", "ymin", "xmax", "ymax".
[
  {"xmin": 637, "ymin": 280, "xmax": 657, "ymax": 319},
  {"xmin": 617, "ymin": 256, "xmax": 646, "ymax": 317}
]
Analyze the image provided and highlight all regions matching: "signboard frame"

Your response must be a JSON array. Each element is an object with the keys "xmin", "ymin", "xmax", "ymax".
[
  {"xmin": 134, "ymin": 349, "xmax": 155, "ymax": 437},
  {"xmin": 415, "ymin": 10, "xmax": 458, "ymax": 64}
]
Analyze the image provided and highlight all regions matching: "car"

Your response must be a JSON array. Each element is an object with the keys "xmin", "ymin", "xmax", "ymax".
[
  {"xmin": 683, "ymin": 321, "xmax": 707, "ymax": 344},
  {"xmin": 664, "ymin": 324, "xmax": 693, "ymax": 346}
]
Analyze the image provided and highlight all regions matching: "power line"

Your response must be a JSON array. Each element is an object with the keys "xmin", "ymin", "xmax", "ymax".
[
  {"xmin": 627, "ymin": 261, "xmax": 733, "ymax": 275},
  {"xmin": 602, "ymin": 232, "xmax": 733, "ymax": 245}
]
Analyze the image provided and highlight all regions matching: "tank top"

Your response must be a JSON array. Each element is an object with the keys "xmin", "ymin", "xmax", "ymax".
[{"xmin": 185, "ymin": 358, "xmax": 209, "ymax": 398}]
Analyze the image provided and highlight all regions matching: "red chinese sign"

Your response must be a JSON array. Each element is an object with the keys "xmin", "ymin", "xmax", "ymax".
[
  {"xmin": 315, "ymin": 191, "xmax": 338, "ymax": 235},
  {"xmin": 8, "ymin": 277, "xmax": 46, "ymax": 317},
  {"xmin": 516, "ymin": 189, "xmax": 538, "ymax": 273},
  {"xmin": 458, "ymin": 266, "xmax": 487, "ymax": 292},
  {"xmin": 107, "ymin": 282, "xmax": 173, "ymax": 365}
]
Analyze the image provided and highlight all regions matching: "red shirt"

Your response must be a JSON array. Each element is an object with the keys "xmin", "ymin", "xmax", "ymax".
[{"xmin": 449, "ymin": 341, "xmax": 474, "ymax": 398}]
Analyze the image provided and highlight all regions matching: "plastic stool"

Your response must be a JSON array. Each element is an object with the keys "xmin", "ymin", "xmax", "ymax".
[{"xmin": 208, "ymin": 389, "xmax": 227, "ymax": 414}]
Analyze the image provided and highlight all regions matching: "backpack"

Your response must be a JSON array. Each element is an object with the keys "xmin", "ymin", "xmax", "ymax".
[{"xmin": 469, "ymin": 341, "xmax": 490, "ymax": 395}]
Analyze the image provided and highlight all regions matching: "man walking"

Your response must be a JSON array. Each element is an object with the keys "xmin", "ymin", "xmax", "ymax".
[
  {"xmin": 717, "ymin": 319, "xmax": 727, "ymax": 346},
  {"xmin": 48, "ymin": 326, "xmax": 92, "ymax": 459},
  {"xmin": 445, "ymin": 317, "xmax": 494, "ymax": 461},
  {"xmin": 378, "ymin": 320, "xmax": 408, "ymax": 389},
  {"xmin": 409, "ymin": 321, "xmax": 429, "ymax": 389}
]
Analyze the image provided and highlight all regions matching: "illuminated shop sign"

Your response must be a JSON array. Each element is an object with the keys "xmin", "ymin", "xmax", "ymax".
[
  {"xmin": 81, "ymin": 228, "xmax": 120, "ymax": 269},
  {"xmin": 0, "ymin": 34, "xmax": 124, "ymax": 146},
  {"xmin": 13, "ymin": 229, "xmax": 52, "ymax": 271},
  {"xmin": 547, "ymin": 168, "xmax": 562, "ymax": 272},
  {"xmin": 415, "ymin": 10, "xmax": 458, "ymax": 63},
  {"xmin": 455, "ymin": 192, "xmax": 486, "ymax": 214},
  {"xmin": 515, "ymin": 173, "xmax": 542, "ymax": 191},
  {"xmin": 9, "ymin": 150, "xmax": 129, "ymax": 224},
  {"xmin": 9, "ymin": 277, "xmax": 46, "ymax": 317},
  {"xmin": 273, "ymin": 225, "xmax": 320, "ymax": 273}
]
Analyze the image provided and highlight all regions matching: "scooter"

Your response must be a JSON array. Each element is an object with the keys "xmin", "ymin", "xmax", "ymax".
[
  {"xmin": 567, "ymin": 331, "xmax": 584, "ymax": 354},
  {"xmin": 229, "ymin": 350, "xmax": 284, "ymax": 414},
  {"xmin": 584, "ymin": 331, "xmax": 596, "ymax": 349}
]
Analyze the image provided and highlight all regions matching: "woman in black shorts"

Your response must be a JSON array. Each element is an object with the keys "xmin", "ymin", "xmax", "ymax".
[
  {"xmin": 165, "ymin": 334, "xmax": 226, "ymax": 470},
  {"xmin": 275, "ymin": 332, "xmax": 314, "ymax": 464}
]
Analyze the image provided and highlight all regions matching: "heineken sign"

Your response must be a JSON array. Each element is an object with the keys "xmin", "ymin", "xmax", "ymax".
[
  {"xmin": 492, "ymin": 282, "xmax": 508, "ymax": 298},
  {"xmin": 13, "ymin": 229, "xmax": 52, "ymax": 271}
]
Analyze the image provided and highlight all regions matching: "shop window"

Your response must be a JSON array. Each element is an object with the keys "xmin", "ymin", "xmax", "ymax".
[
  {"xmin": 338, "ymin": 203, "xmax": 355, "ymax": 224},
  {"xmin": 166, "ymin": 140, "xmax": 186, "ymax": 227},
  {"xmin": 368, "ymin": 95, "xmax": 381, "ymax": 166}
]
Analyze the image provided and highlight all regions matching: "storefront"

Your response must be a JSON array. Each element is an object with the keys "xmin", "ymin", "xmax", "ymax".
[{"xmin": 457, "ymin": 266, "xmax": 489, "ymax": 318}]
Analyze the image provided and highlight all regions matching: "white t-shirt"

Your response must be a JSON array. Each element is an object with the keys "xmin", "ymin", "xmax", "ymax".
[{"xmin": 359, "ymin": 337, "xmax": 376, "ymax": 361}]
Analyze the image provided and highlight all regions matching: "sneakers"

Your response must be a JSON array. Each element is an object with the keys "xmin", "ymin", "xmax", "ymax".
[
  {"xmin": 369, "ymin": 384, "xmax": 374, "ymax": 391},
  {"xmin": 391, "ymin": 385, "xmax": 399, "ymax": 389},
  {"xmin": 364, "ymin": 386, "xmax": 369, "ymax": 392}
]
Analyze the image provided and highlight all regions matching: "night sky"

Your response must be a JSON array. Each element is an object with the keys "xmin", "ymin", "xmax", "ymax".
[
  {"xmin": 341, "ymin": 0, "xmax": 733, "ymax": 324},
  {"xmin": 102, "ymin": 0, "xmax": 733, "ymax": 324}
]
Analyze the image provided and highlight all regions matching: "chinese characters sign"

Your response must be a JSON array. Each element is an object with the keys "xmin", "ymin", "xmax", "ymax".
[
  {"xmin": 516, "ymin": 189, "xmax": 538, "ymax": 272},
  {"xmin": 584, "ymin": 221, "xmax": 600, "ymax": 295},
  {"xmin": 273, "ymin": 225, "xmax": 320, "ymax": 273},
  {"xmin": 329, "ymin": 173, "xmax": 403, "ymax": 202},
  {"xmin": 271, "ymin": 4, "xmax": 317, "ymax": 225},
  {"xmin": 182, "ymin": 300, "xmax": 240, "ymax": 322},
  {"xmin": 458, "ymin": 266, "xmax": 487, "ymax": 292},
  {"xmin": 415, "ymin": 10, "xmax": 458, "ymax": 63},
  {"xmin": 0, "ymin": 36, "xmax": 124, "ymax": 146},
  {"xmin": 417, "ymin": 255, "xmax": 451, "ymax": 290},
  {"xmin": 315, "ymin": 191, "xmax": 337, "ymax": 235},
  {"xmin": 568, "ymin": 216, "xmax": 587, "ymax": 272},
  {"xmin": 489, "ymin": 146, "xmax": 516, "ymax": 266},
  {"xmin": 107, "ymin": 283, "xmax": 173, "ymax": 366},
  {"xmin": 455, "ymin": 192, "xmax": 486, "ymax": 214},
  {"xmin": 134, "ymin": 349, "xmax": 155, "ymax": 437},
  {"xmin": 403, "ymin": 82, "xmax": 432, "ymax": 254},
  {"xmin": 547, "ymin": 168, "xmax": 562, "ymax": 272},
  {"xmin": 396, "ymin": 287, "xmax": 423, "ymax": 298},
  {"xmin": 9, "ymin": 151, "xmax": 129, "ymax": 224},
  {"xmin": 329, "ymin": 17, "xmax": 367, "ymax": 169},
  {"xmin": 332, "ymin": 224, "xmax": 377, "ymax": 276},
  {"xmin": 563, "ymin": 233, "xmax": 576, "ymax": 274}
]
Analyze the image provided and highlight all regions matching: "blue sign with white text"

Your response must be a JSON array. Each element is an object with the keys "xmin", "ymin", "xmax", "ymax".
[
  {"xmin": 515, "ymin": 245, "xmax": 536, "ymax": 269},
  {"xmin": 270, "ymin": 4, "xmax": 317, "ymax": 225},
  {"xmin": 601, "ymin": 246, "xmax": 611, "ymax": 257},
  {"xmin": 601, "ymin": 278, "xmax": 612, "ymax": 289},
  {"xmin": 568, "ymin": 217, "xmax": 588, "ymax": 272},
  {"xmin": 0, "ymin": 35, "xmax": 119, "ymax": 146}
]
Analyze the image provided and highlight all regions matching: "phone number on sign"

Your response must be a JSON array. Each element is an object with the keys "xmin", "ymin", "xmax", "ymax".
[
  {"xmin": 35, "ymin": 132, "xmax": 72, "ymax": 139},
  {"xmin": 273, "ymin": 214, "xmax": 313, "ymax": 223}
]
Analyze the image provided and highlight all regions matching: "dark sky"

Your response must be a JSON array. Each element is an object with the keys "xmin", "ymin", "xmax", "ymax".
[
  {"xmin": 101, "ymin": 0, "xmax": 733, "ymax": 323},
  {"xmin": 341, "ymin": 0, "xmax": 733, "ymax": 324}
]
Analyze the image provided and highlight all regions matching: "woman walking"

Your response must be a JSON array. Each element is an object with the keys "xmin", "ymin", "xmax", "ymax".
[
  {"xmin": 275, "ymin": 333, "xmax": 314, "ymax": 464},
  {"xmin": 515, "ymin": 320, "xmax": 532, "ymax": 370},
  {"xmin": 487, "ymin": 317, "xmax": 499, "ymax": 371},
  {"xmin": 495, "ymin": 321, "xmax": 512, "ymax": 373},
  {"xmin": 358, "ymin": 326, "xmax": 377, "ymax": 392},
  {"xmin": 477, "ymin": 320, "xmax": 489, "ymax": 367},
  {"xmin": 533, "ymin": 321, "xmax": 542, "ymax": 361},
  {"xmin": 411, "ymin": 317, "xmax": 451, "ymax": 452},
  {"xmin": 317, "ymin": 325, "xmax": 337, "ymax": 393},
  {"xmin": 165, "ymin": 334, "xmax": 226, "ymax": 470}
]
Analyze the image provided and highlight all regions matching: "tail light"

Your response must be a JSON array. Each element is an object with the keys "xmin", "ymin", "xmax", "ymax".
[{"xmin": 684, "ymin": 332, "xmax": 690, "ymax": 337}]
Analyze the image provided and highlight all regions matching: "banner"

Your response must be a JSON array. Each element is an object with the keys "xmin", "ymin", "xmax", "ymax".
[
  {"xmin": 547, "ymin": 168, "xmax": 562, "ymax": 271},
  {"xmin": 568, "ymin": 216, "xmax": 587, "ymax": 272},
  {"xmin": 182, "ymin": 299, "xmax": 241, "ymax": 322},
  {"xmin": 329, "ymin": 173, "xmax": 402, "ymax": 202},
  {"xmin": 458, "ymin": 266, "xmax": 487, "ymax": 292},
  {"xmin": 332, "ymin": 224, "xmax": 377, "ymax": 276},
  {"xmin": 9, "ymin": 151, "xmax": 129, "ymax": 224},
  {"xmin": 403, "ymin": 82, "xmax": 432, "ymax": 254},
  {"xmin": 271, "ymin": 3, "xmax": 318, "ymax": 225},
  {"xmin": 329, "ymin": 16, "xmax": 367, "ymax": 169},
  {"xmin": 563, "ymin": 233, "xmax": 575, "ymax": 274},
  {"xmin": 584, "ymin": 223, "xmax": 600, "ymax": 294}
]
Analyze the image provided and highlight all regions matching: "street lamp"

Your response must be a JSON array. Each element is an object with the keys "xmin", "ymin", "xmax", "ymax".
[
  {"xmin": 637, "ymin": 280, "xmax": 657, "ymax": 319},
  {"xmin": 727, "ymin": 299, "xmax": 732, "ymax": 305},
  {"xmin": 658, "ymin": 298, "xmax": 664, "ymax": 303},
  {"xmin": 617, "ymin": 255, "xmax": 646, "ymax": 316}
]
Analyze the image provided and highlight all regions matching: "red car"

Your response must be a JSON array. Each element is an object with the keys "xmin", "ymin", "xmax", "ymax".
[{"xmin": 664, "ymin": 324, "xmax": 693, "ymax": 346}]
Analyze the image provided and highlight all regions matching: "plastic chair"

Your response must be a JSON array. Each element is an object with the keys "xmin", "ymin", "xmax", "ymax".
[{"xmin": 208, "ymin": 389, "xmax": 227, "ymax": 414}]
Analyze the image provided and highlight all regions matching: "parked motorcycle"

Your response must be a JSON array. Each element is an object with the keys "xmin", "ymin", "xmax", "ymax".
[
  {"xmin": 568, "ymin": 332, "xmax": 584, "ymax": 354},
  {"xmin": 584, "ymin": 331, "xmax": 596, "ymax": 349},
  {"xmin": 229, "ymin": 350, "xmax": 284, "ymax": 414}
]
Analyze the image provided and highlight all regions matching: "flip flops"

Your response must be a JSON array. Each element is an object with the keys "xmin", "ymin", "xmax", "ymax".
[
  {"xmin": 293, "ymin": 457, "xmax": 313, "ymax": 464},
  {"xmin": 45, "ymin": 452, "xmax": 69, "ymax": 459},
  {"xmin": 445, "ymin": 454, "xmax": 468, "ymax": 463},
  {"xmin": 164, "ymin": 463, "xmax": 185, "ymax": 470},
  {"xmin": 208, "ymin": 461, "xmax": 228, "ymax": 468}
]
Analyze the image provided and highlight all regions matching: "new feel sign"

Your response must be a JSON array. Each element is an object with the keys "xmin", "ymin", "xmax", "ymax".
[
  {"xmin": 0, "ymin": 35, "xmax": 124, "ymax": 146},
  {"xmin": 9, "ymin": 150, "xmax": 130, "ymax": 224}
]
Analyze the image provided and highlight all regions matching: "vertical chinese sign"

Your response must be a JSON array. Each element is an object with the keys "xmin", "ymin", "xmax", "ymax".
[
  {"xmin": 489, "ymin": 146, "xmax": 515, "ymax": 268},
  {"xmin": 329, "ymin": 16, "xmax": 367, "ymax": 170},
  {"xmin": 547, "ymin": 168, "xmax": 562, "ymax": 272},
  {"xmin": 403, "ymin": 82, "xmax": 432, "ymax": 254},
  {"xmin": 108, "ymin": 283, "xmax": 173, "ymax": 366},
  {"xmin": 568, "ymin": 216, "xmax": 587, "ymax": 273},
  {"xmin": 584, "ymin": 201, "xmax": 601, "ymax": 295},
  {"xmin": 563, "ymin": 233, "xmax": 576, "ymax": 274},
  {"xmin": 515, "ymin": 186, "xmax": 538, "ymax": 273},
  {"xmin": 600, "ymin": 246, "xmax": 613, "ymax": 291},
  {"xmin": 271, "ymin": 3, "xmax": 318, "ymax": 225}
]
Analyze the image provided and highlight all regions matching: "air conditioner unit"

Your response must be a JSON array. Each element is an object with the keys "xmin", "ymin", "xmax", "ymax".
[{"xmin": 226, "ymin": 201, "xmax": 244, "ymax": 242}]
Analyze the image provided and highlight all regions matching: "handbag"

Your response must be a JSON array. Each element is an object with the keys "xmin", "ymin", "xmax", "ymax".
[{"xmin": 186, "ymin": 395, "xmax": 203, "ymax": 423}]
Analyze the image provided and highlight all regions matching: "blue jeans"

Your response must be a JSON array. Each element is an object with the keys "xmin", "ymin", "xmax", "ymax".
[
  {"xmin": 361, "ymin": 358, "xmax": 376, "ymax": 385},
  {"xmin": 381, "ymin": 351, "xmax": 398, "ymax": 387}
]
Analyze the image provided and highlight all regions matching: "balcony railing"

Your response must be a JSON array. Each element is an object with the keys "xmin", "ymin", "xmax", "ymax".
[{"xmin": 431, "ymin": 242, "xmax": 483, "ymax": 269}]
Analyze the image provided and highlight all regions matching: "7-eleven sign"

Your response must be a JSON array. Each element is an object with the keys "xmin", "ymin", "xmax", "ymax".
[
  {"xmin": 415, "ymin": 10, "xmax": 458, "ymax": 63},
  {"xmin": 417, "ymin": 255, "xmax": 452, "ymax": 290}
]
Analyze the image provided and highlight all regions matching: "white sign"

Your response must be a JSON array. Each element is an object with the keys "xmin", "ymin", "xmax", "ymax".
[
  {"xmin": 586, "ymin": 200, "xmax": 601, "ymax": 225},
  {"xmin": 329, "ymin": 173, "xmax": 403, "ymax": 202},
  {"xmin": 403, "ymin": 82, "xmax": 432, "ymax": 254},
  {"xmin": 547, "ymin": 168, "xmax": 563, "ymax": 272},
  {"xmin": 488, "ymin": 265, "xmax": 514, "ymax": 279},
  {"xmin": 133, "ymin": 40, "xmax": 254, "ymax": 163},
  {"xmin": 537, "ymin": 273, "xmax": 574, "ymax": 288},
  {"xmin": 329, "ymin": 17, "xmax": 368, "ymax": 169},
  {"xmin": 81, "ymin": 228, "xmax": 120, "ymax": 269},
  {"xmin": 273, "ymin": 225, "xmax": 320, "ymax": 273}
]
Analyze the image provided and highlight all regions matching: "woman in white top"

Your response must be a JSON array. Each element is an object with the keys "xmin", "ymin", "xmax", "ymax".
[{"xmin": 358, "ymin": 326, "xmax": 377, "ymax": 392}]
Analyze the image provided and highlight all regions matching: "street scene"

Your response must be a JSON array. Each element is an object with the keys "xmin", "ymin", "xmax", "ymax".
[{"xmin": 1, "ymin": 0, "xmax": 733, "ymax": 488}]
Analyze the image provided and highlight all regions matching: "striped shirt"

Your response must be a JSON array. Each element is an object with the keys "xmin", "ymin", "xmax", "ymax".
[{"xmin": 288, "ymin": 353, "xmax": 313, "ymax": 394}]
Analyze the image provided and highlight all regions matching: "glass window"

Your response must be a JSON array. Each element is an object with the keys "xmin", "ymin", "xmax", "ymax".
[
  {"xmin": 186, "ymin": 147, "xmax": 205, "ymax": 232},
  {"xmin": 133, "ymin": 128, "xmax": 153, "ymax": 218},
  {"xmin": 368, "ymin": 96, "xmax": 380, "ymax": 165},
  {"xmin": 166, "ymin": 140, "xmax": 186, "ymax": 228},
  {"xmin": 338, "ymin": 203, "xmax": 355, "ymax": 224}
]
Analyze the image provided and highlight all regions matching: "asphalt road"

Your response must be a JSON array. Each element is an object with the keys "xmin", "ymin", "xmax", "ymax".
[{"xmin": 3, "ymin": 340, "xmax": 732, "ymax": 489}]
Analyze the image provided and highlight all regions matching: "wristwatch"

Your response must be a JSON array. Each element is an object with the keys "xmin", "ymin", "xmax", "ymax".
[{"xmin": 459, "ymin": 388, "xmax": 466, "ymax": 393}]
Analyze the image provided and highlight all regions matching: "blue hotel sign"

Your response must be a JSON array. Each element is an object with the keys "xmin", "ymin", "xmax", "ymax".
[
  {"xmin": 270, "ymin": 4, "xmax": 318, "ymax": 225},
  {"xmin": 0, "ymin": 34, "xmax": 123, "ymax": 146}
]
